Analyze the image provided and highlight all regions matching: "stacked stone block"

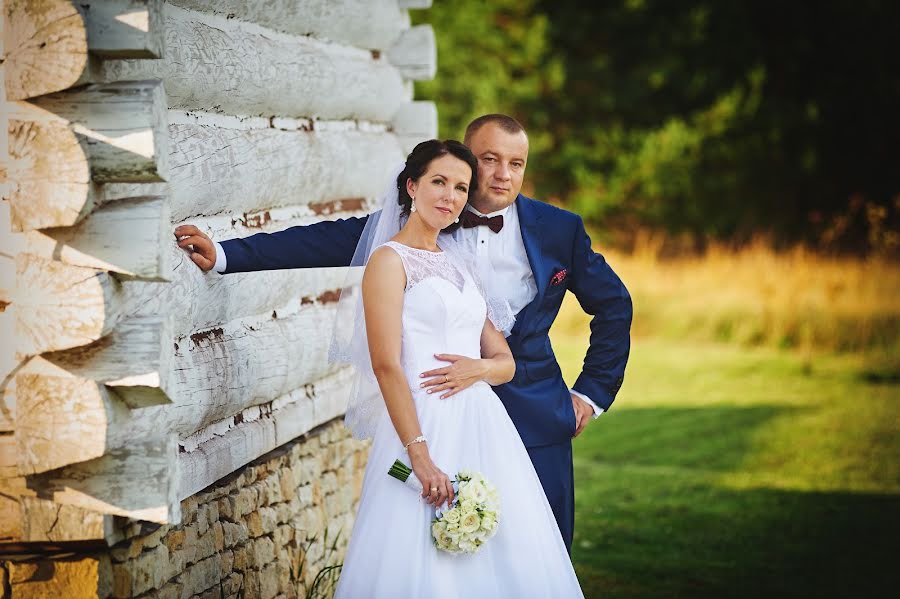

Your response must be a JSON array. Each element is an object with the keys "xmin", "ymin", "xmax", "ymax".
[{"xmin": 0, "ymin": 419, "xmax": 369, "ymax": 599}]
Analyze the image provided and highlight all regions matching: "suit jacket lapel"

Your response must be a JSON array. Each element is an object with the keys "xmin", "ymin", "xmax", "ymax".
[{"xmin": 513, "ymin": 196, "xmax": 547, "ymax": 336}]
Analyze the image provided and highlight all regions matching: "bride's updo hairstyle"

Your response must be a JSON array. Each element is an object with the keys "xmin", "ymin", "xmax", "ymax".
[{"xmin": 396, "ymin": 139, "xmax": 478, "ymax": 233}]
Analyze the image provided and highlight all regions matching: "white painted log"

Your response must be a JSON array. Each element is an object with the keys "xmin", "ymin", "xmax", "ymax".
[
  {"xmin": 11, "ymin": 210, "xmax": 361, "ymax": 358},
  {"xmin": 168, "ymin": 0, "xmax": 408, "ymax": 51},
  {"xmin": 25, "ymin": 196, "xmax": 172, "ymax": 280},
  {"xmin": 41, "ymin": 315, "xmax": 174, "ymax": 408},
  {"xmin": 398, "ymin": 0, "xmax": 434, "ymax": 8},
  {"xmin": 123, "ymin": 202, "xmax": 363, "ymax": 337},
  {"xmin": 178, "ymin": 367, "xmax": 353, "ymax": 500},
  {"xmin": 20, "ymin": 496, "xmax": 121, "ymax": 543},
  {"xmin": 81, "ymin": 0, "xmax": 164, "ymax": 58},
  {"xmin": 99, "ymin": 3, "xmax": 406, "ymax": 121},
  {"xmin": 3, "ymin": 0, "xmax": 90, "ymax": 101},
  {"xmin": 103, "ymin": 116, "xmax": 402, "ymax": 223},
  {"xmin": 388, "ymin": 24, "xmax": 436, "ymax": 81},
  {"xmin": 6, "ymin": 80, "xmax": 169, "ymax": 231},
  {"xmin": 13, "ymin": 255, "xmax": 126, "ymax": 356},
  {"xmin": 30, "ymin": 434, "xmax": 181, "ymax": 525},
  {"xmin": 392, "ymin": 101, "xmax": 438, "ymax": 154},
  {"xmin": 15, "ymin": 296, "xmax": 347, "ymax": 473},
  {"xmin": 144, "ymin": 300, "xmax": 346, "ymax": 440}
]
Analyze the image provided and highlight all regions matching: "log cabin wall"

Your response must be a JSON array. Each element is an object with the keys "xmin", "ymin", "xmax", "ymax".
[{"xmin": 0, "ymin": 1, "xmax": 437, "ymax": 596}]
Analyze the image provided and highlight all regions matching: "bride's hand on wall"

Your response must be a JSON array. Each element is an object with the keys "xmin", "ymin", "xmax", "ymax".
[{"xmin": 419, "ymin": 355, "xmax": 489, "ymax": 399}]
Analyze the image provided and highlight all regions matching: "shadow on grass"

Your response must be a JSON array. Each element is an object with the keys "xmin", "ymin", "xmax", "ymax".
[
  {"xmin": 574, "ymin": 479, "xmax": 900, "ymax": 599},
  {"xmin": 571, "ymin": 405, "xmax": 900, "ymax": 598}
]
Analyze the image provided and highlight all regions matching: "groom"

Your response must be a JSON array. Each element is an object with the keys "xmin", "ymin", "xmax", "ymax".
[{"xmin": 175, "ymin": 114, "xmax": 632, "ymax": 551}]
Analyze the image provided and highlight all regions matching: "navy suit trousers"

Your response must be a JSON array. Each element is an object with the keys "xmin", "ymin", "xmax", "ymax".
[{"xmin": 526, "ymin": 441, "xmax": 575, "ymax": 553}]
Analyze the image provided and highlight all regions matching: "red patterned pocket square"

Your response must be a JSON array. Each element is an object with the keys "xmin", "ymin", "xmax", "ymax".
[{"xmin": 550, "ymin": 269, "xmax": 568, "ymax": 285}]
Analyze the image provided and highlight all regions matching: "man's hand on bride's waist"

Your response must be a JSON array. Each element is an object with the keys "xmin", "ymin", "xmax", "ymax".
[{"xmin": 418, "ymin": 354, "xmax": 490, "ymax": 399}]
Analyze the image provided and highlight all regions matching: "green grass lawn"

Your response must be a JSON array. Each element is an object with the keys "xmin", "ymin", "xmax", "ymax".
[{"xmin": 553, "ymin": 334, "xmax": 900, "ymax": 598}]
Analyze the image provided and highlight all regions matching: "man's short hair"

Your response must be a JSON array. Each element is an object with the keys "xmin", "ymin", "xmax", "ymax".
[{"xmin": 464, "ymin": 114, "xmax": 527, "ymax": 145}]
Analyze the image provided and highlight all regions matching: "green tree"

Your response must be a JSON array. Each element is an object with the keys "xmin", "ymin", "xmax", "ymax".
[
  {"xmin": 414, "ymin": 0, "xmax": 900, "ymax": 250},
  {"xmin": 411, "ymin": 0, "xmax": 563, "ymax": 186}
]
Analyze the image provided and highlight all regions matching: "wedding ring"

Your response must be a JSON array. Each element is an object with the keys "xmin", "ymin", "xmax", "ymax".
[
  {"xmin": 430, "ymin": 487, "xmax": 438, "ymax": 492},
  {"xmin": 444, "ymin": 375, "xmax": 450, "ymax": 383}
]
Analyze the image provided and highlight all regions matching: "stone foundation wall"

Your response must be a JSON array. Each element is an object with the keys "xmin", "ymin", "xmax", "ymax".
[{"xmin": 1, "ymin": 419, "xmax": 369, "ymax": 599}]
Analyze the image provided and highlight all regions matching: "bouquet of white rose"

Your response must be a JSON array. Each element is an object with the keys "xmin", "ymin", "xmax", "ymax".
[{"xmin": 388, "ymin": 459, "xmax": 500, "ymax": 554}]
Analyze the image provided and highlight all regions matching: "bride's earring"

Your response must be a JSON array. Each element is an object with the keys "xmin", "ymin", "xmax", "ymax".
[
  {"xmin": 454, "ymin": 215, "xmax": 460, "ymax": 224},
  {"xmin": 410, "ymin": 199, "xmax": 417, "ymax": 213}
]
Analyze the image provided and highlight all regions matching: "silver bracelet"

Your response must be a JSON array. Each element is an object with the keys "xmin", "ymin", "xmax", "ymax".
[{"xmin": 403, "ymin": 434, "xmax": 427, "ymax": 452}]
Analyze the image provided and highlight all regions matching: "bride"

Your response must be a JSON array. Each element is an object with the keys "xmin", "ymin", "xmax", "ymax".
[{"xmin": 331, "ymin": 139, "xmax": 583, "ymax": 598}]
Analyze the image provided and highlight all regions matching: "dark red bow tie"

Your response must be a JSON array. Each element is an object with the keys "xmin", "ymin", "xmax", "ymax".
[{"xmin": 461, "ymin": 210, "xmax": 504, "ymax": 233}]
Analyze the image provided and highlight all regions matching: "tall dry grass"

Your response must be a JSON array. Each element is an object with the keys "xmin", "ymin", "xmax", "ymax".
[{"xmin": 555, "ymin": 232, "xmax": 900, "ymax": 364}]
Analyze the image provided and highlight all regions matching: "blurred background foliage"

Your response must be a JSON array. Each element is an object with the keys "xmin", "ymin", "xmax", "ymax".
[
  {"xmin": 412, "ymin": 0, "xmax": 900, "ymax": 254},
  {"xmin": 410, "ymin": 4, "xmax": 900, "ymax": 596}
]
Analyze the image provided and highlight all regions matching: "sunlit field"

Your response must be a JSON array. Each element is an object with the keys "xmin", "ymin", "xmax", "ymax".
[
  {"xmin": 558, "ymin": 235, "xmax": 900, "ymax": 359},
  {"xmin": 552, "ymin": 243, "xmax": 900, "ymax": 598}
]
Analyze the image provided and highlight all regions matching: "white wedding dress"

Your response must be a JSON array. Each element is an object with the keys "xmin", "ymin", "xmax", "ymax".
[{"xmin": 333, "ymin": 241, "xmax": 584, "ymax": 598}]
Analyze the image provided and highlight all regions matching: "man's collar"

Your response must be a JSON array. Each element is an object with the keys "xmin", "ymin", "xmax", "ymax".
[{"xmin": 466, "ymin": 202, "xmax": 513, "ymax": 219}]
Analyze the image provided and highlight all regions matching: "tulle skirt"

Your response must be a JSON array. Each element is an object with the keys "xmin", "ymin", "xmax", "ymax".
[{"xmin": 334, "ymin": 382, "xmax": 584, "ymax": 598}]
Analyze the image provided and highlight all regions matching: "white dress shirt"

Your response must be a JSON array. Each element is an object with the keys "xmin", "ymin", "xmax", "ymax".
[
  {"xmin": 458, "ymin": 203, "xmax": 603, "ymax": 419},
  {"xmin": 213, "ymin": 202, "xmax": 602, "ymax": 418}
]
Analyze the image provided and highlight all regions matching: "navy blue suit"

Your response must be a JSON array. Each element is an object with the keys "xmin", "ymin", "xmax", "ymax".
[{"xmin": 220, "ymin": 195, "xmax": 633, "ymax": 551}]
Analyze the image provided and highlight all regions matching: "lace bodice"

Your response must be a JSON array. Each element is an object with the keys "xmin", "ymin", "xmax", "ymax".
[
  {"xmin": 382, "ymin": 241, "xmax": 466, "ymax": 293},
  {"xmin": 380, "ymin": 241, "xmax": 488, "ymax": 389}
]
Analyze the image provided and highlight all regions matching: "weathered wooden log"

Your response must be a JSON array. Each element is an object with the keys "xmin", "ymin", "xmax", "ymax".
[
  {"xmin": 6, "ymin": 80, "xmax": 169, "ymax": 231},
  {"xmin": 388, "ymin": 24, "xmax": 436, "ymax": 81},
  {"xmin": 155, "ymin": 300, "xmax": 345, "ymax": 439},
  {"xmin": 3, "ymin": 0, "xmax": 165, "ymax": 101},
  {"xmin": 15, "ymin": 357, "xmax": 133, "ymax": 474},
  {"xmin": 14, "ymin": 255, "xmax": 127, "ymax": 356},
  {"xmin": 15, "ymin": 295, "xmax": 346, "ymax": 473},
  {"xmin": 41, "ymin": 315, "xmax": 174, "ymax": 409},
  {"xmin": 0, "ymin": 239, "xmax": 16, "ymax": 432},
  {"xmin": 25, "ymin": 196, "xmax": 172, "ymax": 280},
  {"xmin": 27, "ymin": 80, "xmax": 170, "ymax": 182},
  {"xmin": 9, "ymin": 209, "xmax": 359, "ymax": 358},
  {"xmin": 0, "ymin": 307, "xmax": 18, "ymax": 432},
  {"xmin": 104, "ymin": 118, "xmax": 401, "ymax": 223},
  {"xmin": 398, "ymin": 0, "xmax": 434, "ymax": 8},
  {"xmin": 3, "ymin": 0, "xmax": 89, "ymax": 101},
  {"xmin": 29, "ymin": 434, "xmax": 181, "ymax": 525},
  {"xmin": 392, "ymin": 101, "xmax": 438, "ymax": 155},
  {"xmin": 178, "ymin": 367, "xmax": 353, "ymax": 500},
  {"xmin": 0, "ymin": 472, "xmax": 27, "ymax": 541},
  {"xmin": 19, "ymin": 496, "xmax": 121, "ymax": 543},
  {"xmin": 99, "ymin": 3, "xmax": 406, "ymax": 121},
  {"xmin": 5, "ymin": 113, "xmax": 95, "ymax": 231},
  {"xmin": 81, "ymin": 0, "xmax": 165, "ymax": 58},
  {"xmin": 168, "ymin": 0, "xmax": 408, "ymax": 51}
]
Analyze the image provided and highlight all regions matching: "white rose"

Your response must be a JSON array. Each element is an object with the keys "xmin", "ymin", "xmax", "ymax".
[
  {"xmin": 442, "ymin": 507, "xmax": 461, "ymax": 524},
  {"xmin": 432, "ymin": 521, "xmax": 444, "ymax": 539},
  {"xmin": 460, "ymin": 511, "xmax": 480, "ymax": 534},
  {"xmin": 481, "ymin": 515, "xmax": 495, "ymax": 531}
]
